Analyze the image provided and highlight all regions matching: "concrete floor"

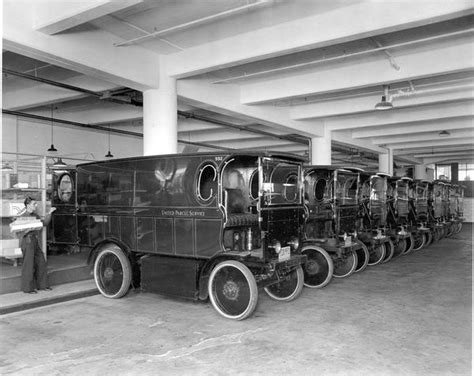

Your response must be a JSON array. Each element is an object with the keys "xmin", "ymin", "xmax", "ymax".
[{"xmin": 0, "ymin": 225, "xmax": 471, "ymax": 376}]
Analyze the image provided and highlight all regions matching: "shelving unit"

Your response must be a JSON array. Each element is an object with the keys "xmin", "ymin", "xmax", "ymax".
[{"xmin": 1, "ymin": 155, "xmax": 49, "ymax": 265}]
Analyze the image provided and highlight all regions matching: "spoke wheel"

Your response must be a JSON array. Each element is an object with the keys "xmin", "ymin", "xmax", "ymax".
[
  {"xmin": 208, "ymin": 260, "xmax": 258, "ymax": 320},
  {"xmin": 446, "ymin": 224, "xmax": 455, "ymax": 238},
  {"xmin": 381, "ymin": 240, "xmax": 395, "ymax": 263},
  {"xmin": 392, "ymin": 238, "xmax": 406, "ymax": 258},
  {"xmin": 402, "ymin": 233, "xmax": 415, "ymax": 255},
  {"xmin": 333, "ymin": 250, "xmax": 358, "ymax": 278},
  {"xmin": 94, "ymin": 245, "xmax": 132, "ymax": 299},
  {"xmin": 354, "ymin": 240, "xmax": 369, "ymax": 273},
  {"xmin": 412, "ymin": 232, "xmax": 426, "ymax": 251},
  {"xmin": 264, "ymin": 266, "xmax": 304, "ymax": 302},
  {"xmin": 433, "ymin": 228, "xmax": 441, "ymax": 242},
  {"xmin": 455, "ymin": 222, "xmax": 463, "ymax": 234},
  {"xmin": 367, "ymin": 243, "xmax": 385, "ymax": 266},
  {"xmin": 301, "ymin": 245, "xmax": 334, "ymax": 288},
  {"xmin": 424, "ymin": 231, "xmax": 433, "ymax": 247}
]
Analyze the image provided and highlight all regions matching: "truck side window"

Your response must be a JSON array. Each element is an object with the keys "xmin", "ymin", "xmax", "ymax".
[
  {"xmin": 197, "ymin": 163, "xmax": 217, "ymax": 203},
  {"xmin": 58, "ymin": 173, "xmax": 73, "ymax": 203}
]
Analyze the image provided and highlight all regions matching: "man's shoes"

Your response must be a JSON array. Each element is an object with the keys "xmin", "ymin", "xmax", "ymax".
[{"xmin": 25, "ymin": 290, "xmax": 38, "ymax": 294}]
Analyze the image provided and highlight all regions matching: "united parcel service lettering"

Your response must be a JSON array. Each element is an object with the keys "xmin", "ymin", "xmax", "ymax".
[{"xmin": 161, "ymin": 209, "xmax": 205, "ymax": 217}]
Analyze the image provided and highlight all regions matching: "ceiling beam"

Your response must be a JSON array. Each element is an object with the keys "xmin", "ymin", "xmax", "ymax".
[
  {"xmin": 35, "ymin": 0, "xmax": 143, "ymax": 35},
  {"xmin": 352, "ymin": 117, "xmax": 473, "ymax": 138},
  {"xmin": 241, "ymin": 38, "xmax": 472, "ymax": 105},
  {"xmin": 178, "ymin": 78, "xmax": 324, "ymax": 137},
  {"xmin": 371, "ymin": 129, "xmax": 474, "ymax": 145},
  {"xmin": 328, "ymin": 100, "xmax": 473, "ymax": 131},
  {"xmin": 3, "ymin": 2, "xmax": 160, "ymax": 91},
  {"xmin": 389, "ymin": 137, "xmax": 473, "ymax": 149},
  {"xmin": 290, "ymin": 84, "xmax": 474, "ymax": 120},
  {"xmin": 166, "ymin": 1, "xmax": 474, "ymax": 78}
]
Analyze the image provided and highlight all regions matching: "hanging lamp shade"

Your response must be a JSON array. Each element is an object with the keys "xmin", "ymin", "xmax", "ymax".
[{"xmin": 375, "ymin": 85, "xmax": 393, "ymax": 110}]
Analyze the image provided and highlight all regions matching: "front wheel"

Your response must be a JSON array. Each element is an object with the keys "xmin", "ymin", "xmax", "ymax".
[
  {"xmin": 412, "ymin": 232, "xmax": 426, "ymax": 251},
  {"xmin": 208, "ymin": 260, "xmax": 258, "ymax": 320},
  {"xmin": 392, "ymin": 238, "xmax": 406, "ymax": 259},
  {"xmin": 94, "ymin": 245, "xmax": 132, "ymax": 299},
  {"xmin": 381, "ymin": 240, "xmax": 395, "ymax": 263},
  {"xmin": 402, "ymin": 234, "xmax": 415, "ymax": 255},
  {"xmin": 264, "ymin": 266, "xmax": 304, "ymax": 302},
  {"xmin": 423, "ymin": 231, "xmax": 433, "ymax": 248},
  {"xmin": 301, "ymin": 246, "xmax": 334, "ymax": 288},
  {"xmin": 367, "ymin": 243, "xmax": 386, "ymax": 266},
  {"xmin": 354, "ymin": 240, "xmax": 369, "ymax": 273},
  {"xmin": 332, "ymin": 250, "xmax": 358, "ymax": 278}
]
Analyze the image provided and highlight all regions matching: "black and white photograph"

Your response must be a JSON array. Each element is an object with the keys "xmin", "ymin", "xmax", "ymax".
[{"xmin": 1, "ymin": 0, "xmax": 472, "ymax": 375}]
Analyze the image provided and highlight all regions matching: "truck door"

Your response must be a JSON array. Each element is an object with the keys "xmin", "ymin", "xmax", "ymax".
[{"xmin": 51, "ymin": 170, "xmax": 78, "ymax": 248}]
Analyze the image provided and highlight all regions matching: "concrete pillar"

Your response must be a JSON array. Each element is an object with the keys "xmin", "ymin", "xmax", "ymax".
[
  {"xmin": 414, "ymin": 164, "xmax": 428, "ymax": 180},
  {"xmin": 311, "ymin": 128, "xmax": 331, "ymax": 165},
  {"xmin": 378, "ymin": 149, "xmax": 393, "ymax": 175},
  {"xmin": 143, "ymin": 74, "xmax": 177, "ymax": 156}
]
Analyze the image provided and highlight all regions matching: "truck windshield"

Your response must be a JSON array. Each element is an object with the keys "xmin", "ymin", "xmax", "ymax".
[
  {"xmin": 334, "ymin": 171, "xmax": 358, "ymax": 205},
  {"xmin": 261, "ymin": 159, "xmax": 301, "ymax": 206}
]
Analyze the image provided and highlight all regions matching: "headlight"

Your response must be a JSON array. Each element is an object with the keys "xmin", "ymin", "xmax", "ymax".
[
  {"xmin": 288, "ymin": 237, "xmax": 299, "ymax": 250},
  {"xmin": 270, "ymin": 241, "xmax": 282, "ymax": 254}
]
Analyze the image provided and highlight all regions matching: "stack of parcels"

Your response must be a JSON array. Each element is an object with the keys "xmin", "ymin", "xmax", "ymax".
[{"xmin": 10, "ymin": 216, "xmax": 43, "ymax": 233}]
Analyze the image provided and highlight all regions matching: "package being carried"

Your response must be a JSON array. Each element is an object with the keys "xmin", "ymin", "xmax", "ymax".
[{"xmin": 9, "ymin": 216, "xmax": 43, "ymax": 233}]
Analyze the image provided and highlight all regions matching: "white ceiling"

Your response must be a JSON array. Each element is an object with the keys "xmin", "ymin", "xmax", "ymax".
[{"xmin": 2, "ymin": 0, "xmax": 474, "ymax": 168}]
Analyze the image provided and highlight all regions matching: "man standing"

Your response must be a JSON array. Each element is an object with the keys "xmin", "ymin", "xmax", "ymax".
[{"xmin": 17, "ymin": 197, "xmax": 56, "ymax": 294}]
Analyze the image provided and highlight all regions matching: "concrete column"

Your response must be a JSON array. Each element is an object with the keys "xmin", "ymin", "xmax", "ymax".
[
  {"xmin": 143, "ymin": 74, "xmax": 177, "ymax": 156},
  {"xmin": 311, "ymin": 128, "xmax": 331, "ymax": 165},
  {"xmin": 414, "ymin": 164, "xmax": 428, "ymax": 180},
  {"xmin": 378, "ymin": 149, "xmax": 393, "ymax": 175}
]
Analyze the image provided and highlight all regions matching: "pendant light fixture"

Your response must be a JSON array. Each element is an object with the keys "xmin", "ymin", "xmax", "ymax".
[
  {"xmin": 47, "ymin": 104, "xmax": 58, "ymax": 152},
  {"xmin": 105, "ymin": 124, "xmax": 114, "ymax": 158},
  {"xmin": 375, "ymin": 85, "xmax": 393, "ymax": 111}
]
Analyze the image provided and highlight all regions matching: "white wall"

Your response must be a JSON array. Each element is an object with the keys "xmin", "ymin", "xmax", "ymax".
[{"xmin": 2, "ymin": 114, "xmax": 143, "ymax": 162}]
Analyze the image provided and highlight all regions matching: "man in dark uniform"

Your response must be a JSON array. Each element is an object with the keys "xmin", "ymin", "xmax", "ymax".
[{"xmin": 17, "ymin": 197, "xmax": 56, "ymax": 294}]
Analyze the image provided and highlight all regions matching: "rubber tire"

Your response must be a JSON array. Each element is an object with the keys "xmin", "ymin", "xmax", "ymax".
[
  {"xmin": 264, "ymin": 266, "xmax": 304, "ymax": 302},
  {"xmin": 208, "ymin": 260, "xmax": 258, "ymax": 321},
  {"xmin": 455, "ymin": 222, "xmax": 463, "ymax": 234},
  {"xmin": 381, "ymin": 240, "xmax": 395, "ymax": 263},
  {"xmin": 332, "ymin": 250, "xmax": 358, "ymax": 278},
  {"xmin": 402, "ymin": 233, "xmax": 415, "ymax": 255},
  {"xmin": 354, "ymin": 240, "xmax": 369, "ymax": 273},
  {"xmin": 367, "ymin": 243, "xmax": 386, "ymax": 266},
  {"xmin": 392, "ymin": 238, "xmax": 406, "ymax": 258},
  {"xmin": 424, "ymin": 231, "xmax": 433, "ymax": 247},
  {"xmin": 433, "ymin": 228, "xmax": 441, "ymax": 242},
  {"xmin": 301, "ymin": 245, "xmax": 334, "ymax": 289},
  {"xmin": 94, "ymin": 245, "xmax": 132, "ymax": 299},
  {"xmin": 412, "ymin": 232, "xmax": 426, "ymax": 251}
]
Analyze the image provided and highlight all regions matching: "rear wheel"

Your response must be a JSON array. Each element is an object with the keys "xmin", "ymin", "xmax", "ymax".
[
  {"xmin": 381, "ymin": 240, "xmax": 395, "ymax": 263},
  {"xmin": 354, "ymin": 240, "xmax": 369, "ymax": 273},
  {"xmin": 94, "ymin": 245, "xmax": 132, "ymax": 299},
  {"xmin": 208, "ymin": 260, "xmax": 258, "ymax": 320},
  {"xmin": 333, "ymin": 250, "xmax": 358, "ymax": 278},
  {"xmin": 301, "ymin": 246, "xmax": 334, "ymax": 288},
  {"xmin": 402, "ymin": 234, "xmax": 415, "ymax": 255},
  {"xmin": 455, "ymin": 222, "xmax": 463, "ymax": 234},
  {"xmin": 264, "ymin": 266, "xmax": 304, "ymax": 302},
  {"xmin": 367, "ymin": 243, "xmax": 385, "ymax": 266}
]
